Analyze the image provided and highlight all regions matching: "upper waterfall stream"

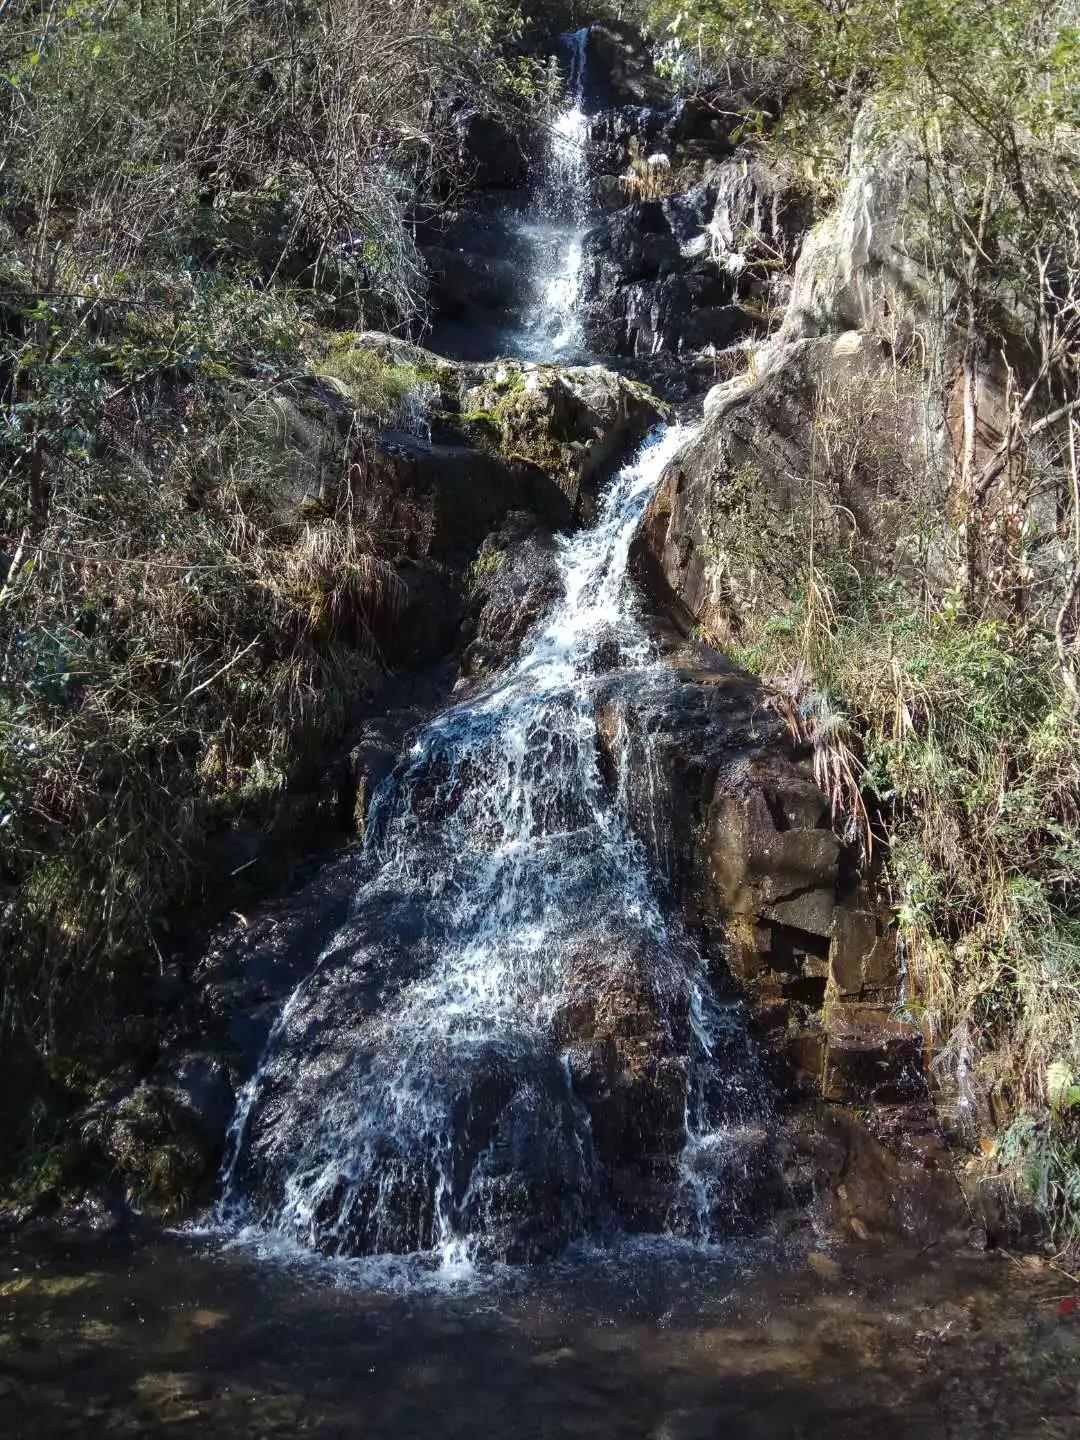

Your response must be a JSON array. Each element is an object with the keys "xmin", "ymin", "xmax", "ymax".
[
  {"xmin": 215, "ymin": 30, "xmax": 777, "ymax": 1283},
  {"xmin": 524, "ymin": 25, "xmax": 590, "ymax": 357}
]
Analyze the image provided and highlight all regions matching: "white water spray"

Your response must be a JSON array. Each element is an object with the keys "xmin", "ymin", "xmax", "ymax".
[
  {"xmin": 521, "ymin": 27, "xmax": 591, "ymax": 357},
  {"xmin": 219, "ymin": 421, "xmax": 776, "ymax": 1270}
]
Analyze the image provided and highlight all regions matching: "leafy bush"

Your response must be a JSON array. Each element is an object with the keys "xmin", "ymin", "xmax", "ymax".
[{"xmin": 746, "ymin": 579, "xmax": 1080, "ymax": 1225}]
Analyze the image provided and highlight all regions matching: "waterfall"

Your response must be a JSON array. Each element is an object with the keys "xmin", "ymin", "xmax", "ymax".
[
  {"xmin": 216, "ymin": 23, "xmax": 778, "ymax": 1280},
  {"xmin": 519, "ymin": 27, "xmax": 592, "ymax": 358},
  {"xmin": 218, "ymin": 424, "xmax": 777, "ymax": 1273}
]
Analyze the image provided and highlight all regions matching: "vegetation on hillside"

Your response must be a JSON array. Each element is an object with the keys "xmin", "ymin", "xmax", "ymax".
[
  {"xmin": 652, "ymin": 0, "xmax": 1080, "ymax": 1236},
  {"xmin": 3, "ymin": 0, "xmax": 1080, "ymax": 1244},
  {"xmin": 0, "ymin": 0, "xmax": 551, "ymax": 1105}
]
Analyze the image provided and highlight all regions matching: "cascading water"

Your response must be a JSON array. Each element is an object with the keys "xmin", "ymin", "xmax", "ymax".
[
  {"xmin": 518, "ymin": 27, "xmax": 592, "ymax": 357},
  {"xmin": 217, "ymin": 25, "xmax": 779, "ymax": 1279},
  {"xmin": 218, "ymin": 424, "xmax": 778, "ymax": 1273}
]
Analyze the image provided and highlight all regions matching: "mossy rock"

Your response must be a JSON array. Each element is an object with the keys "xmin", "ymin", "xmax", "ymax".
[
  {"xmin": 99, "ymin": 1073, "xmax": 226, "ymax": 1219},
  {"xmin": 460, "ymin": 363, "xmax": 669, "ymax": 515}
]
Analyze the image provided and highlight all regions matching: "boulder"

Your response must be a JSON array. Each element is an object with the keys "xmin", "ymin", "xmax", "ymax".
[
  {"xmin": 450, "ymin": 105, "xmax": 529, "ymax": 191},
  {"xmin": 459, "ymin": 515, "xmax": 562, "ymax": 678},
  {"xmin": 793, "ymin": 1106, "xmax": 972, "ymax": 1245},
  {"xmin": 236, "ymin": 375, "xmax": 358, "ymax": 524},
  {"xmin": 223, "ymin": 896, "xmax": 602, "ymax": 1261},
  {"xmin": 584, "ymin": 22, "xmax": 669, "ymax": 109},
  {"xmin": 459, "ymin": 359, "xmax": 669, "ymax": 519},
  {"xmin": 346, "ymin": 336, "xmax": 669, "ymax": 525},
  {"xmin": 98, "ymin": 1062, "xmax": 229, "ymax": 1217},
  {"xmin": 80, "ymin": 1047, "xmax": 235, "ymax": 1218},
  {"xmin": 357, "ymin": 426, "xmax": 570, "ymax": 555}
]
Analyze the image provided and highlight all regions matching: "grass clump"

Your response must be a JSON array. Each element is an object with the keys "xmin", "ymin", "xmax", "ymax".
[
  {"xmin": 0, "ymin": 324, "xmax": 426, "ymax": 1058},
  {"xmin": 311, "ymin": 337, "xmax": 426, "ymax": 425},
  {"xmin": 737, "ymin": 565, "xmax": 1080, "ymax": 1237}
]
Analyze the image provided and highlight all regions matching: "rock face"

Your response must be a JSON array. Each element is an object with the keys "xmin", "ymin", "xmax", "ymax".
[
  {"xmin": 414, "ymin": 23, "xmax": 807, "ymax": 373},
  {"xmin": 449, "ymin": 104, "xmax": 530, "ymax": 191},
  {"xmin": 43, "ymin": 335, "xmax": 669, "ymax": 1225},
  {"xmin": 458, "ymin": 515, "xmax": 561, "ymax": 679},
  {"xmin": 458, "ymin": 359, "xmax": 670, "ymax": 518},
  {"xmin": 597, "ymin": 643, "xmax": 925, "ymax": 1110},
  {"xmin": 286, "ymin": 333, "xmax": 669, "ymax": 664},
  {"xmin": 581, "ymin": 21, "xmax": 669, "ymax": 109},
  {"xmin": 781, "ymin": 110, "xmax": 932, "ymax": 340},
  {"xmin": 580, "ymin": 157, "xmax": 810, "ymax": 358},
  {"xmin": 635, "ymin": 331, "xmax": 935, "ymax": 646},
  {"xmin": 618, "ymin": 111, "xmax": 959, "ymax": 1147}
]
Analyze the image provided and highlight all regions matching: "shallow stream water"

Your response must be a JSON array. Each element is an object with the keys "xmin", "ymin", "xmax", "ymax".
[{"xmin": 2, "ymin": 1227, "xmax": 1078, "ymax": 1438}]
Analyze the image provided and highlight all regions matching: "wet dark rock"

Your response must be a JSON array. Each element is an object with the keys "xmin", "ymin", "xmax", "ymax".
[
  {"xmin": 460, "ymin": 517, "xmax": 561, "ymax": 678},
  {"xmin": 195, "ymin": 848, "xmax": 363, "ymax": 1065},
  {"xmin": 423, "ymin": 243, "xmax": 528, "ymax": 329},
  {"xmin": 587, "ymin": 87, "xmax": 774, "ymax": 189},
  {"xmin": 588, "ymin": 103, "xmax": 672, "ymax": 176},
  {"xmin": 794, "ymin": 1106, "xmax": 972, "ymax": 1245},
  {"xmin": 450, "ymin": 105, "xmax": 529, "ymax": 190},
  {"xmin": 81, "ymin": 1052, "xmax": 233, "ymax": 1218},
  {"xmin": 822, "ymin": 1006, "xmax": 925, "ymax": 1106},
  {"xmin": 583, "ymin": 22, "xmax": 668, "ymax": 109},
  {"xmin": 387, "ymin": 559, "xmax": 469, "ymax": 667},
  {"xmin": 829, "ymin": 904, "xmax": 900, "ymax": 1002},
  {"xmin": 201, "ymin": 820, "xmax": 272, "ymax": 890},
  {"xmin": 596, "ymin": 172, "xmax": 629, "ymax": 211},
  {"xmin": 347, "ymin": 726, "xmax": 401, "ymax": 837},
  {"xmin": 413, "ymin": 191, "xmax": 540, "ymax": 355},
  {"xmin": 157, "ymin": 1052, "xmax": 236, "ymax": 1151},
  {"xmin": 551, "ymin": 930, "xmax": 692, "ymax": 1225},
  {"xmin": 586, "ymin": 199, "xmax": 684, "ymax": 284},
  {"xmin": 580, "ymin": 158, "xmax": 808, "ymax": 358},
  {"xmin": 227, "ymin": 907, "xmax": 600, "ymax": 1261}
]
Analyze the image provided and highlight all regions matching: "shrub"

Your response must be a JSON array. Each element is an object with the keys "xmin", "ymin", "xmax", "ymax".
[
  {"xmin": 0, "ymin": 0, "xmax": 545, "ymax": 1071},
  {"xmin": 721, "ymin": 347, "xmax": 1080, "ymax": 1237}
]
